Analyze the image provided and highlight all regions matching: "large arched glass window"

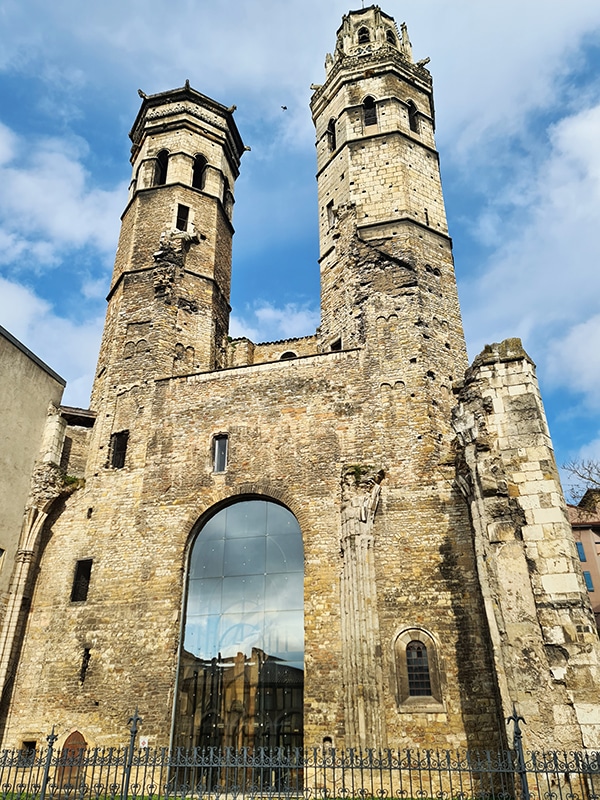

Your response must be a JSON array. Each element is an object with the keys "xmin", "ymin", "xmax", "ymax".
[{"xmin": 174, "ymin": 499, "xmax": 304, "ymax": 751}]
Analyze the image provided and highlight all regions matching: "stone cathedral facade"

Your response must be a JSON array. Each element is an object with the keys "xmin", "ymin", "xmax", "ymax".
[{"xmin": 1, "ymin": 5, "xmax": 600, "ymax": 753}]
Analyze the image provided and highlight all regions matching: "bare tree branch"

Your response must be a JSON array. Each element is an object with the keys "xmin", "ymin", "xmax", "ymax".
[{"xmin": 563, "ymin": 459, "xmax": 600, "ymax": 504}]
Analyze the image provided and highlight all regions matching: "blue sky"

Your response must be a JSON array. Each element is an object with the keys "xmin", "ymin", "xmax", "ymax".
[{"xmin": 1, "ymin": 0, "xmax": 600, "ymax": 485}]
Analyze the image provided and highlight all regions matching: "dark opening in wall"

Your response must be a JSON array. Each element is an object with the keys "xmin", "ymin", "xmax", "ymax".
[
  {"xmin": 280, "ymin": 351, "xmax": 297, "ymax": 360},
  {"xmin": 192, "ymin": 155, "xmax": 207, "ymax": 190},
  {"xmin": 327, "ymin": 200, "xmax": 336, "ymax": 228},
  {"xmin": 330, "ymin": 338, "xmax": 342, "ymax": 352},
  {"xmin": 386, "ymin": 29, "xmax": 396, "ymax": 45},
  {"xmin": 358, "ymin": 27, "xmax": 370, "ymax": 44},
  {"xmin": 109, "ymin": 431, "xmax": 129, "ymax": 469},
  {"xmin": 363, "ymin": 96, "xmax": 377, "ymax": 127},
  {"xmin": 327, "ymin": 118, "xmax": 336, "ymax": 152},
  {"xmin": 176, "ymin": 204, "xmax": 190, "ymax": 231},
  {"xmin": 154, "ymin": 150, "xmax": 169, "ymax": 186},
  {"xmin": 408, "ymin": 101, "xmax": 419, "ymax": 134},
  {"xmin": 80, "ymin": 648, "xmax": 91, "ymax": 683},
  {"xmin": 71, "ymin": 559, "xmax": 93, "ymax": 603}
]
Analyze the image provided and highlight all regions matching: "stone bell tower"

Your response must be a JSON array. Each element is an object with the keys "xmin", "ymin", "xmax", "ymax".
[
  {"xmin": 91, "ymin": 84, "xmax": 245, "ymax": 410},
  {"xmin": 310, "ymin": 5, "xmax": 467, "ymax": 406}
]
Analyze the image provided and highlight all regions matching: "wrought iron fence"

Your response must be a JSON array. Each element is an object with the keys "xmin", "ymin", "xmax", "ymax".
[{"xmin": 0, "ymin": 713, "xmax": 598, "ymax": 800}]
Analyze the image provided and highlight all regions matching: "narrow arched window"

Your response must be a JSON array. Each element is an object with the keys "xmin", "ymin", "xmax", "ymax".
[
  {"xmin": 358, "ymin": 27, "xmax": 370, "ymax": 44},
  {"xmin": 408, "ymin": 101, "xmax": 419, "ymax": 134},
  {"xmin": 192, "ymin": 155, "xmax": 207, "ymax": 190},
  {"xmin": 327, "ymin": 118, "xmax": 336, "ymax": 152},
  {"xmin": 406, "ymin": 640, "xmax": 432, "ymax": 696},
  {"xmin": 394, "ymin": 628, "xmax": 443, "ymax": 709},
  {"xmin": 386, "ymin": 29, "xmax": 396, "ymax": 45},
  {"xmin": 363, "ymin": 96, "xmax": 377, "ymax": 127},
  {"xmin": 154, "ymin": 150, "xmax": 169, "ymax": 186}
]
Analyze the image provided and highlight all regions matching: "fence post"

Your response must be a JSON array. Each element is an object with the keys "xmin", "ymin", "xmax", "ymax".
[
  {"xmin": 40, "ymin": 726, "xmax": 58, "ymax": 800},
  {"xmin": 507, "ymin": 705, "xmax": 530, "ymax": 800},
  {"xmin": 123, "ymin": 710, "xmax": 142, "ymax": 800}
]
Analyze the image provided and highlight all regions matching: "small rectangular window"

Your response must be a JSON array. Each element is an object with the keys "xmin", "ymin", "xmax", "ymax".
[
  {"xmin": 577, "ymin": 542, "xmax": 587, "ymax": 562},
  {"xmin": 21, "ymin": 741, "xmax": 36, "ymax": 761},
  {"xmin": 330, "ymin": 338, "xmax": 342, "ymax": 352},
  {"xmin": 176, "ymin": 204, "xmax": 190, "ymax": 231},
  {"xmin": 213, "ymin": 434, "xmax": 228, "ymax": 473},
  {"xmin": 583, "ymin": 571, "xmax": 594, "ymax": 592},
  {"xmin": 71, "ymin": 559, "xmax": 93, "ymax": 602},
  {"xmin": 110, "ymin": 431, "xmax": 129, "ymax": 469}
]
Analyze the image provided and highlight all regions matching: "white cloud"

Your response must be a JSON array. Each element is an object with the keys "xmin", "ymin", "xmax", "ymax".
[
  {"xmin": 546, "ymin": 315, "xmax": 600, "ymax": 410},
  {"xmin": 0, "ymin": 128, "xmax": 126, "ymax": 266},
  {"xmin": 0, "ymin": 122, "xmax": 17, "ymax": 166},
  {"xmin": 462, "ymin": 102, "xmax": 600, "ymax": 395},
  {"xmin": 230, "ymin": 302, "xmax": 319, "ymax": 343},
  {"xmin": 576, "ymin": 436, "xmax": 600, "ymax": 462},
  {"xmin": 3, "ymin": 1, "xmax": 598, "ymax": 155},
  {"xmin": 0, "ymin": 277, "xmax": 103, "ymax": 408}
]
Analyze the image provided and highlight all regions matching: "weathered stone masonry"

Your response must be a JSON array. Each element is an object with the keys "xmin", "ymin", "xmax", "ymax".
[
  {"xmin": 1, "ymin": 5, "xmax": 599, "ymax": 754},
  {"xmin": 453, "ymin": 339, "xmax": 600, "ymax": 750}
]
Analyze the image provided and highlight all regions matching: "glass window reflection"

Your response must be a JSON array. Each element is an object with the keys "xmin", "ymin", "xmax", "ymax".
[{"xmin": 175, "ymin": 499, "xmax": 304, "ymax": 752}]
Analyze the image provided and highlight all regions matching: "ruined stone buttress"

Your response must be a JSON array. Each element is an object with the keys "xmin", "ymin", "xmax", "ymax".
[{"xmin": 1, "ymin": 5, "xmax": 599, "ymax": 753}]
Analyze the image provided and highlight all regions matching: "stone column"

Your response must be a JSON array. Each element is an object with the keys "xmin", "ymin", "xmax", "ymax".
[{"xmin": 339, "ymin": 465, "xmax": 386, "ymax": 748}]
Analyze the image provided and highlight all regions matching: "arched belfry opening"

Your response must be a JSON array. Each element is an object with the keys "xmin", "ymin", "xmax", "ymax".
[
  {"xmin": 154, "ymin": 149, "xmax": 169, "ymax": 186},
  {"xmin": 192, "ymin": 154, "xmax": 207, "ymax": 190},
  {"xmin": 407, "ymin": 100, "xmax": 419, "ymax": 133},
  {"xmin": 173, "ymin": 498, "xmax": 304, "ymax": 751},
  {"xmin": 363, "ymin": 95, "xmax": 377, "ymax": 127}
]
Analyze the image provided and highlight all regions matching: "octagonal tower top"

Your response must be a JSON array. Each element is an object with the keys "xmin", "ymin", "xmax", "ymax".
[{"xmin": 325, "ymin": 4, "xmax": 412, "ymax": 73}]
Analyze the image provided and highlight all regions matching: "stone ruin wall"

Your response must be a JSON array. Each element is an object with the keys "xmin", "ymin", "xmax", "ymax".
[{"xmin": 453, "ymin": 338, "xmax": 600, "ymax": 750}]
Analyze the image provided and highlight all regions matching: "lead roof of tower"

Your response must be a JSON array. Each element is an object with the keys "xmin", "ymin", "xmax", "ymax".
[{"xmin": 128, "ymin": 84, "xmax": 245, "ymax": 156}]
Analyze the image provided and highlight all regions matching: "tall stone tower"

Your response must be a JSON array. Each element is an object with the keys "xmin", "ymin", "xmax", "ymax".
[
  {"xmin": 311, "ymin": 6, "xmax": 465, "ymax": 369},
  {"xmin": 92, "ymin": 84, "xmax": 244, "ymax": 409},
  {"xmin": 306, "ymin": 6, "xmax": 503, "ymax": 751}
]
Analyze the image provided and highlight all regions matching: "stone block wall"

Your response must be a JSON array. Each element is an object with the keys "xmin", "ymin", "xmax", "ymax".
[
  {"xmin": 453, "ymin": 339, "xmax": 600, "ymax": 750},
  {"xmin": 2, "ymin": 341, "xmax": 503, "ymax": 753}
]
